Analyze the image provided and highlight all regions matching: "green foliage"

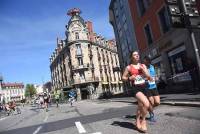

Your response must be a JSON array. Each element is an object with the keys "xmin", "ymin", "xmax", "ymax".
[{"xmin": 25, "ymin": 84, "xmax": 37, "ymax": 97}]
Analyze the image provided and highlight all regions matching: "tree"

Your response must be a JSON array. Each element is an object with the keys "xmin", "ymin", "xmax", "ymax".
[{"xmin": 25, "ymin": 84, "xmax": 37, "ymax": 98}]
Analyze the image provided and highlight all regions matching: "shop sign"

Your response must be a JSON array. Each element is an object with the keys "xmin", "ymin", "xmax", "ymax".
[
  {"xmin": 172, "ymin": 71, "xmax": 192, "ymax": 83},
  {"xmin": 168, "ymin": 45, "xmax": 186, "ymax": 57}
]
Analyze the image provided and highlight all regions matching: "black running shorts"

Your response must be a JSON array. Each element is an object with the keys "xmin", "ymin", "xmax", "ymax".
[
  {"xmin": 133, "ymin": 84, "xmax": 146, "ymax": 97},
  {"xmin": 44, "ymin": 99, "xmax": 49, "ymax": 103},
  {"xmin": 145, "ymin": 88, "xmax": 159, "ymax": 97}
]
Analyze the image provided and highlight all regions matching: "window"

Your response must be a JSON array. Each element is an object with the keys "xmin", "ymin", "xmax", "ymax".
[
  {"xmin": 79, "ymin": 72, "xmax": 85, "ymax": 81},
  {"xmin": 158, "ymin": 7, "xmax": 170, "ymax": 33},
  {"xmin": 78, "ymin": 58, "xmax": 83, "ymax": 66},
  {"xmin": 117, "ymin": 22, "xmax": 121, "ymax": 31},
  {"xmin": 124, "ymin": 22, "xmax": 128, "ymax": 31},
  {"xmin": 137, "ymin": 0, "xmax": 146, "ymax": 16},
  {"xmin": 144, "ymin": 0, "xmax": 152, "ymax": 8},
  {"xmin": 114, "ymin": 1, "xmax": 118, "ymax": 10},
  {"xmin": 137, "ymin": 0, "xmax": 152, "ymax": 16},
  {"xmin": 75, "ymin": 32, "xmax": 79, "ymax": 40},
  {"xmin": 115, "ymin": 9, "xmax": 119, "ymax": 18},
  {"xmin": 144, "ymin": 24, "xmax": 153, "ymax": 45},
  {"xmin": 122, "ymin": 13, "xmax": 126, "ymax": 23},
  {"xmin": 119, "ymin": 30, "xmax": 123, "ymax": 37},
  {"xmin": 88, "ymin": 44, "xmax": 91, "ymax": 48},
  {"xmin": 76, "ymin": 44, "xmax": 82, "ymax": 55},
  {"xmin": 87, "ymin": 33, "xmax": 89, "ymax": 40},
  {"xmin": 120, "ymin": 0, "xmax": 123, "ymax": 8}
]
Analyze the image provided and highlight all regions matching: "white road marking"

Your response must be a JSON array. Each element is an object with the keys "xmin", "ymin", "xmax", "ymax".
[
  {"xmin": 43, "ymin": 115, "xmax": 48, "ymax": 122},
  {"xmin": 0, "ymin": 117, "xmax": 8, "ymax": 121},
  {"xmin": 75, "ymin": 121, "xmax": 86, "ymax": 133},
  {"xmin": 33, "ymin": 126, "xmax": 42, "ymax": 134},
  {"xmin": 90, "ymin": 132, "xmax": 102, "ymax": 134}
]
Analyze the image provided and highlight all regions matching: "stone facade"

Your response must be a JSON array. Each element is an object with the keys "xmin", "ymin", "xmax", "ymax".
[
  {"xmin": 1, "ymin": 83, "xmax": 25, "ymax": 103},
  {"xmin": 50, "ymin": 8, "xmax": 123, "ymax": 100}
]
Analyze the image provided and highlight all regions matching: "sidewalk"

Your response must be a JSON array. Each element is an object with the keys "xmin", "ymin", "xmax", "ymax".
[
  {"xmin": 105, "ymin": 92, "xmax": 200, "ymax": 107},
  {"xmin": 160, "ymin": 92, "xmax": 200, "ymax": 107}
]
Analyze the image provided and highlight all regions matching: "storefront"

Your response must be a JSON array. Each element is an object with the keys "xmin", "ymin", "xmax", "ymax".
[{"xmin": 167, "ymin": 45, "xmax": 191, "ymax": 83}]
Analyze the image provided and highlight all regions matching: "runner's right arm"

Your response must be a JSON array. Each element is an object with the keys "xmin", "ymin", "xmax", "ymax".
[{"xmin": 122, "ymin": 66, "xmax": 135, "ymax": 81}]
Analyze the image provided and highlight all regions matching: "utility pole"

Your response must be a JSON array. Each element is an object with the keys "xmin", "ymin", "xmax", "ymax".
[{"xmin": 180, "ymin": 0, "xmax": 200, "ymax": 80}]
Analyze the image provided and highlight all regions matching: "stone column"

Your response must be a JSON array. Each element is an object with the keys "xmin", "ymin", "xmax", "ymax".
[{"xmin": 76, "ymin": 87, "xmax": 81, "ymax": 100}]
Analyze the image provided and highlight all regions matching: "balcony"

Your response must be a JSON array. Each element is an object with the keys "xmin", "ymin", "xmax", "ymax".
[
  {"xmin": 75, "ymin": 53, "xmax": 83, "ymax": 58},
  {"xmin": 113, "ymin": 66, "xmax": 121, "ymax": 72},
  {"xmin": 72, "ymin": 77, "xmax": 99, "ymax": 85},
  {"xmin": 72, "ymin": 64, "xmax": 89, "ymax": 71},
  {"xmin": 72, "ymin": 63, "xmax": 95, "ymax": 71}
]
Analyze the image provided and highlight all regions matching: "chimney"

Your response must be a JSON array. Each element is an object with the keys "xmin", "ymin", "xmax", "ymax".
[{"xmin": 85, "ymin": 21, "xmax": 95, "ymax": 42}]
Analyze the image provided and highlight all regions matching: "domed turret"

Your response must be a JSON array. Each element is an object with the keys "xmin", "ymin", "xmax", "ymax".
[
  {"xmin": 65, "ymin": 8, "xmax": 88, "ymax": 42},
  {"xmin": 67, "ymin": 8, "xmax": 81, "ymax": 16}
]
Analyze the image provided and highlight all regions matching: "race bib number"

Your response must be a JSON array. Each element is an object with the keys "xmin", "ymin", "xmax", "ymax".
[
  {"xmin": 134, "ymin": 75, "xmax": 145, "ymax": 85},
  {"xmin": 148, "ymin": 77, "xmax": 156, "ymax": 85}
]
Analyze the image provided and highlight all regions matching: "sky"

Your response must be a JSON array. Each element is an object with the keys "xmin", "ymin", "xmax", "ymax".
[{"xmin": 0, "ymin": 0, "xmax": 114, "ymax": 85}]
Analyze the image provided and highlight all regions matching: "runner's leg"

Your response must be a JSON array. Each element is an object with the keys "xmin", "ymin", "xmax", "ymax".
[
  {"xmin": 135, "ymin": 92, "xmax": 150, "ymax": 132},
  {"xmin": 153, "ymin": 95, "xmax": 160, "ymax": 107}
]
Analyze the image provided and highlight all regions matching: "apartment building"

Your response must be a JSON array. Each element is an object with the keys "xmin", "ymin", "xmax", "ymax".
[
  {"xmin": 110, "ymin": 0, "xmax": 200, "ymax": 91},
  {"xmin": 1, "ymin": 82, "xmax": 25, "ymax": 103},
  {"xmin": 109, "ymin": 0, "xmax": 138, "ymax": 70},
  {"xmin": 50, "ymin": 8, "xmax": 123, "ymax": 100}
]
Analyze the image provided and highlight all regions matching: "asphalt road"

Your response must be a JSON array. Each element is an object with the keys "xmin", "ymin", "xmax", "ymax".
[{"xmin": 0, "ymin": 100, "xmax": 200, "ymax": 134}]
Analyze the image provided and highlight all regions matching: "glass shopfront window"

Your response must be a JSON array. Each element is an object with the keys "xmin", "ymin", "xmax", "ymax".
[
  {"xmin": 168, "ymin": 45, "xmax": 191, "ymax": 82},
  {"xmin": 168, "ymin": 46, "xmax": 186, "ymax": 74}
]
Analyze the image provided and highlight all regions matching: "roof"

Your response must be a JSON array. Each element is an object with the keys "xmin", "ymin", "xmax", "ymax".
[{"xmin": 2, "ymin": 82, "xmax": 24, "ymax": 88}]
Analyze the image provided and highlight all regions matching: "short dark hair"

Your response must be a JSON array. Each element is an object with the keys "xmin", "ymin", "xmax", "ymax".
[
  {"xmin": 129, "ymin": 50, "xmax": 139, "ymax": 58},
  {"xmin": 143, "ymin": 56, "xmax": 151, "ymax": 63}
]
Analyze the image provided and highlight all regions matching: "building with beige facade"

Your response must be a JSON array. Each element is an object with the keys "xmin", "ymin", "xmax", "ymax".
[
  {"xmin": 50, "ymin": 8, "xmax": 123, "ymax": 100},
  {"xmin": 1, "ymin": 82, "xmax": 25, "ymax": 103}
]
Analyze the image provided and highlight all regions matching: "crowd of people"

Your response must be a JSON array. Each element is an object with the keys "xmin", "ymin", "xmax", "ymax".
[
  {"xmin": 34, "ymin": 92, "xmax": 51, "ymax": 112},
  {"xmin": 33, "ymin": 90, "xmax": 77, "ymax": 111},
  {"xmin": 0, "ymin": 100, "xmax": 21, "ymax": 116}
]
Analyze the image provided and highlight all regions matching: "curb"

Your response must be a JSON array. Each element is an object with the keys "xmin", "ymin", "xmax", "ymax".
[
  {"xmin": 160, "ymin": 101, "xmax": 200, "ymax": 107},
  {"xmin": 96, "ymin": 98, "xmax": 200, "ymax": 107},
  {"xmin": 109, "ymin": 100, "xmax": 200, "ymax": 107}
]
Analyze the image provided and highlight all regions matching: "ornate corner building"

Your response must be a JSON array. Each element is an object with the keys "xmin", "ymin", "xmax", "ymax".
[{"xmin": 50, "ymin": 8, "xmax": 123, "ymax": 100}]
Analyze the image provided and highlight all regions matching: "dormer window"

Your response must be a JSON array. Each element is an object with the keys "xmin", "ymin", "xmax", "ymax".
[{"xmin": 75, "ymin": 32, "xmax": 79, "ymax": 40}]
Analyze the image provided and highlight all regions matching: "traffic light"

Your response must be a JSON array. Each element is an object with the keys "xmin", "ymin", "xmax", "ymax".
[{"xmin": 165, "ymin": 0, "xmax": 185, "ymax": 28}]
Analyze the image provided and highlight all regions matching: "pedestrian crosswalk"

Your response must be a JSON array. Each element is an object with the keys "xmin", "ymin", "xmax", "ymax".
[{"xmin": 75, "ymin": 121, "xmax": 102, "ymax": 134}]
